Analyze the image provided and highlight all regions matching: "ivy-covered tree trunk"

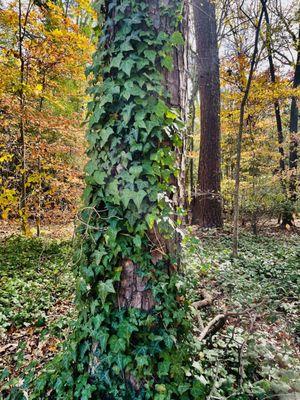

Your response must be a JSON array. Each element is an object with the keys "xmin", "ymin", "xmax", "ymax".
[{"xmin": 34, "ymin": 0, "xmax": 204, "ymax": 399}]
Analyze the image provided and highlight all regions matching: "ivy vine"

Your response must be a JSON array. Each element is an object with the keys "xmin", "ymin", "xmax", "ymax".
[{"xmin": 29, "ymin": 0, "xmax": 206, "ymax": 398}]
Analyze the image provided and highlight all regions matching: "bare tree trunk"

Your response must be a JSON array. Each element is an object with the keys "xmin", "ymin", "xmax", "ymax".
[
  {"xmin": 232, "ymin": 4, "xmax": 265, "ymax": 257},
  {"xmin": 18, "ymin": 0, "xmax": 28, "ymax": 235},
  {"xmin": 36, "ymin": 156, "xmax": 41, "ymax": 237},
  {"xmin": 187, "ymin": 73, "xmax": 198, "ymax": 221},
  {"xmin": 289, "ymin": 25, "xmax": 300, "ymax": 206},
  {"xmin": 192, "ymin": 0, "xmax": 223, "ymax": 228},
  {"xmin": 189, "ymin": 102, "xmax": 195, "ymax": 203},
  {"xmin": 261, "ymin": 0, "xmax": 285, "ymax": 174}
]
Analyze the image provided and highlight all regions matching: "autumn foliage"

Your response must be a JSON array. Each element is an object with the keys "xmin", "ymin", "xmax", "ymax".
[{"xmin": 0, "ymin": 0, "xmax": 94, "ymax": 230}]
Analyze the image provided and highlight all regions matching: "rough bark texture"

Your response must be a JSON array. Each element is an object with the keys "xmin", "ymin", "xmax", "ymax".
[
  {"xmin": 116, "ymin": 0, "xmax": 189, "ymax": 313},
  {"xmin": 150, "ymin": 0, "xmax": 189, "ymax": 212},
  {"xmin": 192, "ymin": 0, "xmax": 223, "ymax": 228},
  {"xmin": 118, "ymin": 259, "xmax": 155, "ymax": 310},
  {"xmin": 280, "ymin": 25, "xmax": 299, "ymax": 227}
]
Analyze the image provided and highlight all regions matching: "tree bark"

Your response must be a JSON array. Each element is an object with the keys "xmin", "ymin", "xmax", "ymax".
[
  {"xmin": 115, "ymin": 0, "xmax": 189, "ymax": 309},
  {"xmin": 232, "ymin": 4, "xmax": 264, "ymax": 257},
  {"xmin": 73, "ymin": 0, "xmax": 191, "ymax": 396},
  {"xmin": 289, "ymin": 25, "xmax": 300, "ymax": 204},
  {"xmin": 18, "ymin": 0, "xmax": 27, "ymax": 234},
  {"xmin": 261, "ymin": 1, "xmax": 285, "ymax": 174},
  {"xmin": 192, "ymin": 0, "xmax": 223, "ymax": 228}
]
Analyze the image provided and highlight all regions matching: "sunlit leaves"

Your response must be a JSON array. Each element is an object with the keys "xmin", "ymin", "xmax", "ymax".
[
  {"xmin": 0, "ymin": 0, "xmax": 93, "ymax": 226},
  {"xmin": 170, "ymin": 31, "xmax": 184, "ymax": 46},
  {"xmin": 97, "ymin": 279, "xmax": 115, "ymax": 305}
]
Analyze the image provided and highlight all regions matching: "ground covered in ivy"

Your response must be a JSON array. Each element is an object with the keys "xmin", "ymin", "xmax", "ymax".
[{"xmin": 0, "ymin": 229, "xmax": 299, "ymax": 399}]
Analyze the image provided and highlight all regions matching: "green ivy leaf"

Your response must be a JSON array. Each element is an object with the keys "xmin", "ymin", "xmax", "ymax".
[
  {"xmin": 191, "ymin": 380, "xmax": 206, "ymax": 399},
  {"xmin": 129, "ymin": 165, "xmax": 143, "ymax": 177},
  {"xmin": 170, "ymin": 31, "xmax": 184, "ymax": 46},
  {"xmin": 110, "ymin": 53, "xmax": 123, "ymax": 69},
  {"xmin": 122, "ymin": 103, "xmax": 135, "ymax": 123},
  {"xmin": 121, "ymin": 188, "xmax": 133, "ymax": 208},
  {"xmin": 121, "ymin": 59, "xmax": 135, "ymax": 76},
  {"xmin": 94, "ymin": 248, "xmax": 107, "ymax": 265},
  {"xmin": 109, "ymin": 335, "xmax": 126, "ymax": 353},
  {"xmin": 158, "ymin": 360, "xmax": 171, "ymax": 377},
  {"xmin": 154, "ymin": 100, "xmax": 168, "ymax": 118},
  {"xmin": 98, "ymin": 279, "xmax": 115, "ymax": 305},
  {"xmin": 161, "ymin": 55, "xmax": 173, "ymax": 71},
  {"xmin": 144, "ymin": 49, "xmax": 156, "ymax": 64},
  {"xmin": 117, "ymin": 320, "xmax": 138, "ymax": 342},
  {"xmin": 115, "ymin": 353, "xmax": 131, "ymax": 370},
  {"xmin": 133, "ymin": 235, "xmax": 141, "ymax": 248},
  {"xmin": 93, "ymin": 171, "xmax": 106, "ymax": 185},
  {"xmin": 178, "ymin": 384, "xmax": 190, "ymax": 395},
  {"xmin": 123, "ymin": 81, "xmax": 146, "ymax": 99},
  {"xmin": 120, "ymin": 41, "xmax": 134, "ymax": 52},
  {"xmin": 85, "ymin": 159, "xmax": 98, "ymax": 175},
  {"xmin": 132, "ymin": 189, "xmax": 147, "ymax": 209},
  {"xmin": 100, "ymin": 127, "xmax": 114, "ymax": 146},
  {"xmin": 136, "ymin": 355, "xmax": 149, "ymax": 368},
  {"xmin": 107, "ymin": 179, "xmax": 119, "ymax": 201},
  {"xmin": 99, "ymin": 331, "xmax": 109, "ymax": 352}
]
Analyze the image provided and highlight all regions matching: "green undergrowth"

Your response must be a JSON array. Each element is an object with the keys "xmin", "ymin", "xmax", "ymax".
[
  {"xmin": 0, "ymin": 235, "xmax": 75, "ymax": 333},
  {"xmin": 183, "ymin": 230, "xmax": 300, "ymax": 399},
  {"xmin": 1, "ymin": 232, "xmax": 299, "ymax": 399}
]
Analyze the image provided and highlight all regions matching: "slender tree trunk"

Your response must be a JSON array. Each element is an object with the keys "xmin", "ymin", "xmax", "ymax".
[
  {"xmin": 289, "ymin": 25, "xmax": 300, "ymax": 205},
  {"xmin": 261, "ymin": 1, "xmax": 285, "ymax": 174},
  {"xmin": 232, "ymin": 4, "xmax": 265, "ymax": 257},
  {"xmin": 192, "ymin": 0, "xmax": 223, "ymax": 228},
  {"xmin": 189, "ymin": 103, "xmax": 195, "ymax": 201},
  {"xmin": 187, "ymin": 74, "xmax": 198, "ymax": 220},
  {"xmin": 261, "ymin": 0, "xmax": 296, "ymax": 228},
  {"xmin": 18, "ymin": 0, "xmax": 28, "ymax": 234},
  {"xmin": 36, "ymin": 156, "xmax": 41, "ymax": 237}
]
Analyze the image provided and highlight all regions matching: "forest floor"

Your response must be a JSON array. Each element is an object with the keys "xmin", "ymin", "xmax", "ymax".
[{"xmin": 0, "ymin": 223, "xmax": 299, "ymax": 399}]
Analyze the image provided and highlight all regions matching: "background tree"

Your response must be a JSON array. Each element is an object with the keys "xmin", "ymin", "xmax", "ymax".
[
  {"xmin": 229, "ymin": 1, "xmax": 264, "ymax": 256},
  {"xmin": 289, "ymin": 25, "xmax": 299, "ymax": 206},
  {"xmin": 191, "ymin": 0, "xmax": 223, "ymax": 228}
]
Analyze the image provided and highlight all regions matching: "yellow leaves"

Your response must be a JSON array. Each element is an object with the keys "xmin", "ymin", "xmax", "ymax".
[
  {"xmin": 187, "ymin": 150, "xmax": 198, "ymax": 159},
  {"xmin": 33, "ymin": 84, "xmax": 43, "ymax": 96},
  {"xmin": 0, "ymin": 8, "xmax": 18, "ymax": 29},
  {"xmin": 0, "ymin": 0, "xmax": 90, "ymax": 226},
  {"xmin": 0, "ymin": 152, "xmax": 13, "ymax": 163},
  {"xmin": 74, "ymin": 0, "xmax": 95, "ymax": 15},
  {"xmin": 50, "ymin": 28, "xmax": 65, "ymax": 40},
  {"xmin": 0, "ymin": 187, "xmax": 17, "ymax": 220}
]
